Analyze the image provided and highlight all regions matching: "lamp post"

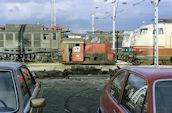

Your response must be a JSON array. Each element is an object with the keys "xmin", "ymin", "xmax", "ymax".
[{"xmin": 150, "ymin": 0, "xmax": 160, "ymax": 67}]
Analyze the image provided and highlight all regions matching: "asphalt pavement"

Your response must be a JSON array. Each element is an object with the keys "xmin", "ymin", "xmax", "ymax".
[{"xmin": 39, "ymin": 78, "xmax": 109, "ymax": 113}]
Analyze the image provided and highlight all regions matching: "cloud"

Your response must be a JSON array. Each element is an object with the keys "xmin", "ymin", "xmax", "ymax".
[
  {"xmin": 55, "ymin": 0, "xmax": 93, "ymax": 21},
  {"xmin": 0, "ymin": 0, "xmax": 95, "ymax": 21},
  {"xmin": 0, "ymin": 1, "xmax": 50, "ymax": 21},
  {"xmin": 0, "ymin": 0, "xmax": 172, "ymax": 32}
]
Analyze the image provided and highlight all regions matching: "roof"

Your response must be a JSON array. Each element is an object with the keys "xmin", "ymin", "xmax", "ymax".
[
  {"xmin": 159, "ymin": 19, "xmax": 172, "ymax": 23},
  {"xmin": 0, "ymin": 62, "xmax": 22, "ymax": 70},
  {"xmin": 122, "ymin": 66, "xmax": 172, "ymax": 80},
  {"xmin": 138, "ymin": 23, "xmax": 172, "ymax": 29}
]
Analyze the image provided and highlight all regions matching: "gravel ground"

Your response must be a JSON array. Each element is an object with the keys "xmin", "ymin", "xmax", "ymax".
[{"xmin": 38, "ymin": 78, "xmax": 109, "ymax": 113}]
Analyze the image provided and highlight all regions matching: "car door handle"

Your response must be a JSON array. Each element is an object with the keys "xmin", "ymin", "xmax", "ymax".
[{"xmin": 113, "ymin": 109, "xmax": 117, "ymax": 113}]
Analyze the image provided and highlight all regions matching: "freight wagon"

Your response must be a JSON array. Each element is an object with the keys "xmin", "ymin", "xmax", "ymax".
[
  {"xmin": 60, "ymin": 38, "xmax": 115, "ymax": 64},
  {"xmin": 0, "ymin": 24, "xmax": 66, "ymax": 62},
  {"xmin": 130, "ymin": 23, "xmax": 172, "ymax": 65}
]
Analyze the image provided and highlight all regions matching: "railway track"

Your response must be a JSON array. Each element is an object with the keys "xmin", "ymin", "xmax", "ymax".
[{"xmin": 27, "ymin": 60, "xmax": 132, "ymax": 71}]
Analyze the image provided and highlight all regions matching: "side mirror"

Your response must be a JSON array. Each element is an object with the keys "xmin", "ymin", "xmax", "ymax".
[{"xmin": 30, "ymin": 98, "xmax": 46, "ymax": 108}]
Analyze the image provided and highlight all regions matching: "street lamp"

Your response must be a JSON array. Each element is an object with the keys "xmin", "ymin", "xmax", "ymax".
[{"xmin": 150, "ymin": 0, "xmax": 160, "ymax": 67}]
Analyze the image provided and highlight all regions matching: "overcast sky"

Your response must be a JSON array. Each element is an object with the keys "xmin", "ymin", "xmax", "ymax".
[{"xmin": 0, "ymin": 0, "xmax": 172, "ymax": 33}]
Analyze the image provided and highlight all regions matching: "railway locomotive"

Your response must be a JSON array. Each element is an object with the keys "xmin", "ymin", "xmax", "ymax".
[
  {"xmin": 0, "ymin": 24, "xmax": 66, "ymax": 62},
  {"xmin": 130, "ymin": 23, "xmax": 172, "ymax": 65},
  {"xmin": 119, "ymin": 31, "xmax": 133, "ymax": 62},
  {"xmin": 60, "ymin": 38, "xmax": 115, "ymax": 64}
]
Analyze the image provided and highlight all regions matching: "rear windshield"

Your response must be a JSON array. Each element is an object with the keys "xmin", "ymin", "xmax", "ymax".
[
  {"xmin": 154, "ymin": 80, "xmax": 172, "ymax": 113},
  {"xmin": 0, "ymin": 71, "xmax": 17, "ymax": 112}
]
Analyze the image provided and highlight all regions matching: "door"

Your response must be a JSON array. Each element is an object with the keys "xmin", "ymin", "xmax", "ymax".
[
  {"xmin": 101, "ymin": 71, "xmax": 127, "ymax": 113},
  {"xmin": 109, "ymin": 71, "xmax": 127, "ymax": 113}
]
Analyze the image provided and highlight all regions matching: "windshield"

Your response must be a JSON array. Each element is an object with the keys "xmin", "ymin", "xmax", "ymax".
[
  {"xmin": 154, "ymin": 80, "xmax": 172, "ymax": 113},
  {"xmin": 0, "ymin": 71, "xmax": 17, "ymax": 112}
]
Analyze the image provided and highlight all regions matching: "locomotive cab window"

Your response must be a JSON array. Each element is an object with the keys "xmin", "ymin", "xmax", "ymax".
[
  {"xmin": 43, "ymin": 34, "xmax": 49, "ymax": 40},
  {"xmin": 140, "ymin": 28, "xmax": 148, "ymax": 35},
  {"xmin": 153, "ymin": 28, "xmax": 164, "ymax": 35},
  {"xmin": 158, "ymin": 28, "xmax": 164, "ymax": 34},
  {"xmin": 52, "ymin": 33, "xmax": 56, "ymax": 40},
  {"xmin": 135, "ymin": 30, "xmax": 140, "ymax": 36}
]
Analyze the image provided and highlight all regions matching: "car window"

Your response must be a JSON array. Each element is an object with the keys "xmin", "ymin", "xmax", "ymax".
[
  {"xmin": 111, "ymin": 72, "xmax": 126, "ymax": 101},
  {"xmin": 121, "ymin": 74, "xmax": 147, "ymax": 113},
  {"xmin": 17, "ymin": 70, "xmax": 30, "ymax": 107},
  {"xmin": 154, "ymin": 80, "xmax": 172, "ymax": 113},
  {"xmin": 20, "ymin": 67, "xmax": 35, "ymax": 93},
  {"xmin": 0, "ymin": 71, "xmax": 17, "ymax": 112}
]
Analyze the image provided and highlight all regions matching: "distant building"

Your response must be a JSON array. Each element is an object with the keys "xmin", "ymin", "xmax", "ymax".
[
  {"xmin": 84, "ymin": 30, "xmax": 127, "ymax": 48},
  {"xmin": 68, "ymin": 33, "xmax": 82, "ymax": 39}
]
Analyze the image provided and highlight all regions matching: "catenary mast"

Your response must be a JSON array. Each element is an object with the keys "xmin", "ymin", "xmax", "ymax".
[{"xmin": 51, "ymin": 0, "xmax": 56, "ymax": 27}]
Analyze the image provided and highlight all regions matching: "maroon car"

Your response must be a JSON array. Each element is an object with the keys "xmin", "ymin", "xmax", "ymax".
[{"xmin": 98, "ymin": 66, "xmax": 172, "ymax": 113}]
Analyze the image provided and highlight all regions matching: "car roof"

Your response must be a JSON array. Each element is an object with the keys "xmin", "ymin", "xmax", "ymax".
[
  {"xmin": 122, "ymin": 66, "xmax": 172, "ymax": 80},
  {"xmin": 0, "ymin": 62, "xmax": 22, "ymax": 70}
]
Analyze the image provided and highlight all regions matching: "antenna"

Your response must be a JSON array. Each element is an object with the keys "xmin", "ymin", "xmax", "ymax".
[{"xmin": 51, "ymin": 0, "xmax": 56, "ymax": 27}]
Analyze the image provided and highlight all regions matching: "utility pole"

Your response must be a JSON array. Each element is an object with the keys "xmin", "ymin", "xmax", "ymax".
[
  {"xmin": 151, "ymin": 0, "xmax": 160, "ymax": 67},
  {"xmin": 92, "ymin": 13, "xmax": 95, "ymax": 34},
  {"xmin": 112, "ymin": 0, "xmax": 120, "ymax": 50},
  {"xmin": 112, "ymin": 0, "xmax": 117, "ymax": 50},
  {"xmin": 91, "ymin": 7, "xmax": 99, "ymax": 34},
  {"xmin": 51, "ymin": 0, "xmax": 56, "ymax": 27}
]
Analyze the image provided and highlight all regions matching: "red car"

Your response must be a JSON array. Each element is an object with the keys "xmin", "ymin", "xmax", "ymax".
[{"xmin": 98, "ymin": 66, "xmax": 172, "ymax": 113}]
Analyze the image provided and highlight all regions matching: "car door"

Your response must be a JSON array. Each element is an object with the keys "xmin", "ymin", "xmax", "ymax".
[
  {"xmin": 109, "ymin": 71, "xmax": 128, "ymax": 113},
  {"xmin": 101, "ymin": 71, "xmax": 128, "ymax": 113},
  {"xmin": 17, "ymin": 66, "xmax": 41, "ymax": 113},
  {"xmin": 120, "ymin": 73, "xmax": 148, "ymax": 113}
]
